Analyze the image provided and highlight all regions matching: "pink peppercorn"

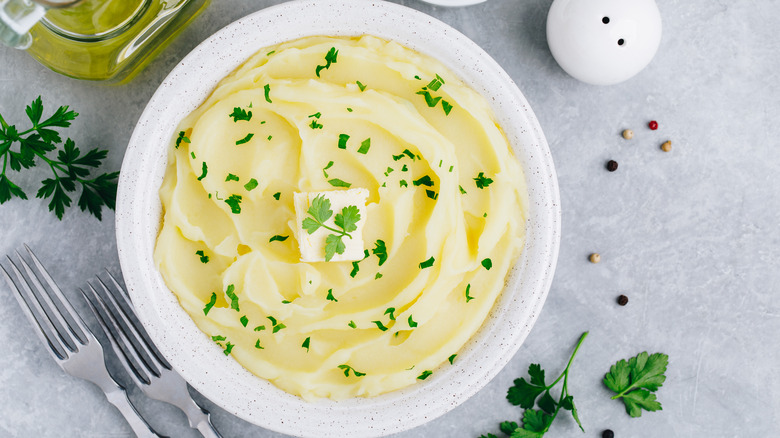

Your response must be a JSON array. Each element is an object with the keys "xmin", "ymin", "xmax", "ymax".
[{"xmin": 649, "ymin": 120, "xmax": 658, "ymax": 130}]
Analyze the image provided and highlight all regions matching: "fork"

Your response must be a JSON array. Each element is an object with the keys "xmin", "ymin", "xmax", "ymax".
[
  {"xmin": 0, "ymin": 245, "xmax": 162, "ymax": 438},
  {"xmin": 82, "ymin": 271, "xmax": 222, "ymax": 438}
]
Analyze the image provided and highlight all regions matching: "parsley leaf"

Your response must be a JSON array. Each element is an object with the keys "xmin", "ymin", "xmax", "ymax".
[
  {"xmin": 223, "ymin": 342, "xmax": 234, "ymax": 356},
  {"xmin": 357, "ymin": 138, "xmax": 371, "ymax": 154},
  {"xmin": 604, "ymin": 352, "xmax": 668, "ymax": 417},
  {"xmin": 417, "ymin": 370, "xmax": 433, "ymax": 380},
  {"xmin": 338, "ymin": 364, "xmax": 365, "ymax": 377},
  {"xmin": 416, "ymin": 90, "xmax": 441, "ymax": 107},
  {"xmin": 225, "ymin": 173, "xmax": 239, "ymax": 182},
  {"xmin": 356, "ymin": 81, "xmax": 367, "ymax": 92},
  {"xmin": 224, "ymin": 194, "xmax": 242, "ymax": 214},
  {"xmin": 302, "ymin": 337, "xmax": 311, "ymax": 352},
  {"xmin": 315, "ymin": 47, "xmax": 338, "ymax": 77},
  {"xmin": 323, "ymin": 160, "xmax": 334, "ymax": 177},
  {"xmin": 334, "ymin": 205, "xmax": 360, "ymax": 233},
  {"xmin": 195, "ymin": 250, "xmax": 209, "ymax": 264},
  {"xmin": 244, "ymin": 178, "xmax": 258, "ymax": 191},
  {"xmin": 302, "ymin": 194, "xmax": 360, "ymax": 261},
  {"xmin": 441, "ymin": 100, "xmax": 453, "ymax": 115},
  {"xmin": 328, "ymin": 178, "xmax": 351, "ymax": 188},
  {"xmin": 324, "ymin": 234, "xmax": 346, "ymax": 261},
  {"xmin": 302, "ymin": 194, "xmax": 333, "ymax": 234},
  {"xmin": 338, "ymin": 134, "xmax": 350, "ymax": 149},
  {"xmin": 240, "ymin": 315, "xmax": 249, "ymax": 327},
  {"xmin": 175, "ymin": 130, "xmax": 191, "ymax": 148},
  {"xmin": 225, "ymin": 284, "xmax": 239, "ymax": 311},
  {"xmin": 203, "ymin": 292, "xmax": 216, "ymax": 315},
  {"xmin": 474, "ymin": 172, "xmax": 494, "ymax": 189},
  {"xmin": 372, "ymin": 240, "xmax": 388, "ymax": 266},
  {"xmin": 326, "ymin": 288, "xmax": 338, "ymax": 302},
  {"xmin": 229, "ymin": 107, "xmax": 252, "ymax": 122}
]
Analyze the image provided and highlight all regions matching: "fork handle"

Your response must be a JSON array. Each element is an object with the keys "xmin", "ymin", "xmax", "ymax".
[
  {"xmin": 104, "ymin": 387, "xmax": 164, "ymax": 438},
  {"xmin": 181, "ymin": 398, "xmax": 222, "ymax": 438}
]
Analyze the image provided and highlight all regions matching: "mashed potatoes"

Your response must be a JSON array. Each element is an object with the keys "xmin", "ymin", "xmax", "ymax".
[{"xmin": 154, "ymin": 35, "xmax": 527, "ymax": 400}]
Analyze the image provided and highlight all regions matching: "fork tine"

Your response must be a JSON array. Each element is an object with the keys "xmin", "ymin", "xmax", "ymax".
[
  {"xmin": 1, "ymin": 262, "xmax": 67, "ymax": 361},
  {"xmin": 23, "ymin": 244, "xmax": 90, "ymax": 343},
  {"xmin": 82, "ymin": 286, "xmax": 151, "ymax": 387},
  {"xmin": 100, "ymin": 272, "xmax": 170, "ymax": 370}
]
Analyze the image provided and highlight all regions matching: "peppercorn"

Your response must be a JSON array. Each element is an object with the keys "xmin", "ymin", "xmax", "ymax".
[
  {"xmin": 617, "ymin": 295, "xmax": 629, "ymax": 306},
  {"xmin": 661, "ymin": 140, "xmax": 672, "ymax": 152},
  {"xmin": 648, "ymin": 120, "xmax": 658, "ymax": 130},
  {"xmin": 622, "ymin": 129, "xmax": 633, "ymax": 140},
  {"xmin": 606, "ymin": 160, "xmax": 619, "ymax": 172},
  {"xmin": 602, "ymin": 430, "xmax": 615, "ymax": 438},
  {"xmin": 588, "ymin": 253, "xmax": 601, "ymax": 263}
]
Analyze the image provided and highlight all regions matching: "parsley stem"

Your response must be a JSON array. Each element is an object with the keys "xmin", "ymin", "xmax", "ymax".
[
  {"xmin": 547, "ymin": 331, "xmax": 588, "ymax": 389},
  {"xmin": 316, "ymin": 221, "xmax": 352, "ymax": 238}
]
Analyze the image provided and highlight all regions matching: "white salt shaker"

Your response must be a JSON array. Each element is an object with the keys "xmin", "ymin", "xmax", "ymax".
[{"xmin": 546, "ymin": 0, "xmax": 662, "ymax": 85}]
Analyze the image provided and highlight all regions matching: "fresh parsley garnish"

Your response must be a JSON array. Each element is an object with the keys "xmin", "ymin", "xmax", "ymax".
[
  {"xmin": 357, "ymin": 138, "xmax": 371, "ymax": 154},
  {"xmin": 229, "ymin": 107, "xmax": 252, "ymax": 122},
  {"xmin": 350, "ymin": 249, "xmax": 370, "ymax": 277},
  {"xmin": 0, "ymin": 96, "xmax": 119, "ymax": 220},
  {"xmin": 326, "ymin": 288, "xmax": 338, "ymax": 302},
  {"xmin": 195, "ymin": 250, "xmax": 209, "ymax": 264},
  {"xmin": 273, "ymin": 192, "xmax": 281, "ymax": 200},
  {"xmin": 604, "ymin": 352, "xmax": 668, "ymax": 417},
  {"xmin": 413, "ymin": 175, "xmax": 433, "ymax": 187},
  {"xmin": 225, "ymin": 173, "xmax": 239, "ymax": 182},
  {"xmin": 417, "ymin": 370, "xmax": 433, "ymax": 380},
  {"xmin": 441, "ymin": 100, "xmax": 453, "ymax": 115},
  {"xmin": 465, "ymin": 283, "xmax": 475, "ymax": 302},
  {"xmin": 416, "ymin": 90, "xmax": 441, "ymax": 107},
  {"xmin": 255, "ymin": 340, "xmax": 264, "ymax": 349},
  {"xmin": 348, "ymin": 320, "xmax": 357, "ymax": 328},
  {"xmin": 225, "ymin": 284, "xmax": 239, "ymax": 311},
  {"xmin": 474, "ymin": 172, "xmax": 494, "ymax": 189},
  {"xmin": 338, "ymin": 364, "xmax": 365, "ymax": 377},
  {"xmin": 427, "ymin": 74, "xmax": 445, "ymax": 91},
  {"xmin": 426, "ymin": 190, "xmax": 438, "ymax": 200},
  {"xmin": 408, "ymin": 315, "xmax": 418, "ymax": 328},
  {"xmin": 240, "ymin": 315, "xmax": 248, "ymax": 327},
  {"xmin": 244, "ymin": 178, "xmax": 258, "ymax": 191},
  {"xmin": 419, "ymin": 256, "xmax": 435, "ymax": 269},
  {"xmin": 448, "ymin": 354, "xmax": 457, "ymax": 364},
  {"xmin": 269, "ymin": 235, "xmax": 289, "ymax": 242},
  {"xmin": 211, "ymin": 335, "xmax": 226, "ymax": 342},
  {"xmin": 224, "ymin": 194, "xmax": 242, "ymax": 214},
  {"xmin": 254, "ymin": 325, "xmax": 266, "ymax": 331},
  {"xmin": 197, "ymin": 162, "xmax": 208, "ymax": 181},
  {"xmin": 328, "ymin": 178, "xmax": 351, "ymax": 188},
  {"xmin": 302, "ymin": 337, "xmax": 311, "ymax": 352},
  {"xmin": 337, "ymin": 134, "xmax": 349, "ymax": 149},
  {"xmin": 384, "ymin": 307, "xmax": 396, "ymax": 321},
  {"xmin": 400, "ymin": 180, "xmax": 408, "ymax": 188},
  {"xmin": 308, "ymin": 112, "xmax": 323, "ymax": 130},
  {"xmin": 315, "ymin": 47, "xmax": 338, "ymax": 77},
  {"xmin": 223, "ymin": 342, "xmax": 234, "ymax": 356},
  {"xmin": 273, "ymin": 323, "xmax": 286, "ymax": 333},
  {"xmin": 263, "ymin": 84, "xmax": 272, "ymax": 103},
  {"xmin": 482, "ymin": 258, "xmax": 493, "ymax": 270},
  {"xmin": 372, "ymin": 320, "xmax": 389, "ymax": 331},
  {"xmin": 203, "ymin": 292, "xmax": 216, "ymax": 315},
  {"xmin": 236, "ymin": 133, "xmax": 254, "ymax": 145},
  {"xmin": 301, "ymin": 194, "xmax": 361, "ymax": 261},
  {"xmin": 372, "ymin": 240, "xmax": 388, "ymax": 266},
  {"xmin": 176, "ymin": 130, "xmax": 191, "ymax": 148},
  {"xmin": 375, "ymin": 273, "xmax": 383, "ymax": 279},
  {"xmin": 459, "ymin": 185, "xmax": 467, "ymax": 194},
  {"xmin": 496, "ymin": 332, "xmax": 588, "ymax": 438},
  {"xmin": 356, "ymin": 81, "xmax": 367, "ymax": 92}
]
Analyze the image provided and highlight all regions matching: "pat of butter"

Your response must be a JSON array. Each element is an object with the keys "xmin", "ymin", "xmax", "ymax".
[{"xmin": 294, "ymin": 188, "xmax": 369, "ymax": 262}]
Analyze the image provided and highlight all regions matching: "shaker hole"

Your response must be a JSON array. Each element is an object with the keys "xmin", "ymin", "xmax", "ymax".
[
  {"xmin": 602, "ymin": 17, "xmax": 610, "ymax": 24},
  {"xmin": 617, "ymin": 38, "xmax": 625, "ymax": 46}
]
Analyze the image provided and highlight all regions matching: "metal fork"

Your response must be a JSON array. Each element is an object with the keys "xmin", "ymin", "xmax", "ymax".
[
  {"xmin": 82, "ymin": 271, "xmax": 222, "ymax": 438},
  {"xmin": 0, "ymin": 245, "xmax": 162, "ymax": 438}
]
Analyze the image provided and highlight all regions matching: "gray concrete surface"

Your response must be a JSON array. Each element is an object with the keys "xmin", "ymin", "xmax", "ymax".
[{"xmin": 1, "ymin": 0, "xmax": 778, "ymax": 437}]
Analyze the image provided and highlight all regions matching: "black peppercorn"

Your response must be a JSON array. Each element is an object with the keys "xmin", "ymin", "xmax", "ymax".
[
  {"xmin": 606, "ymin": 160, "xmax": 619, "ymax": 172},
  {"xmin": 617, "ymin": 295, "xmax": 629, "ymax": 306},
  {"xmin": 602, "ymin": 430, "xmax": 615, "ymax": 438}
]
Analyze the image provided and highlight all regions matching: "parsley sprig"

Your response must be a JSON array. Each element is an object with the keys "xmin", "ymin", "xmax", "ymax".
[
  {"xmin": 604, "ymin": 352, "xmax": 668, "ymax": 417},
  {"xmin": 0, "ymin": 96, "xmax": 118, "ymax": 220},
  {"xmin": 489, "ymin": 332, "xmax": 588, "ymax": 438},
  {"xmin": 301, "ymin": 194, "xmax": 360, "ymax": 261}
]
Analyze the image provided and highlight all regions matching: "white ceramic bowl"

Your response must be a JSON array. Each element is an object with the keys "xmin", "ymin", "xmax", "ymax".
[{"xmin": 116, "ymin": 1, "xmax": 560, "ymax": 437}]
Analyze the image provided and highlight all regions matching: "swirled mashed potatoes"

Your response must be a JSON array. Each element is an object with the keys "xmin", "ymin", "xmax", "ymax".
[{"xmin": 155, "ymin": 35, "xmax": 527, "ymax": 401}]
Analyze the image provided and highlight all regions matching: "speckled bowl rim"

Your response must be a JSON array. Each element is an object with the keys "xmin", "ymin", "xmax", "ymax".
[{"xmin": 116, "ymin": 1, "xmax": 560, "ymax": 437}]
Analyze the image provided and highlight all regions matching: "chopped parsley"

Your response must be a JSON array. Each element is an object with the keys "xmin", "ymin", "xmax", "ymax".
[
  {"xmin": 372, "ymin": 240, "xmax": 388, "ymax": 266},
  {"xmin": 384, "ymin": 307, "xmax": 396, "ymax": 321},
  {"xmin": 416, "ymin": 90, "xmax": 441, "ymax": 107},
  {"xmin": 203, "ymin": 292, "xmax": 216, "ymax": 315},
  {"xmin": 403, "ymin": 149, "xmax": 416, "ymax": 160},
  {"xmin": 392, "ymin": 153, "xmax": 405, "ymax": 161},
  {"xmin": 448, "ymin": 354, "xmax": 457, "ymax": 364},
  {"xmin": 254, "ymin": 340, "xmax": 264, "ymax": 349},
  {"xmin": 326, "ymin": 288, "xmax": 338, "ymax": 302},
  {"xmin": 223, "ymin": 342, "xmax": 234, "ymax": 356},
  {"xmin": 417, "ymin": 370, "xmax": 433, "ymax": 380},
  {"xmin": 384, "ymin": 167, "xmax": 394, "ymax": 176},
  {"xmin": 441, "ymin": 100, "xmax": 453, "ymax": 115},
  {"xmin": 240, "ymin": 315, "xmax": 248, "ymax": 327},
  {"xmin": 211, "ymin": 335, "xmax": 226, "ymax": 342},
  {"xmin": 273, "ymin": 192, "xmax": 281, "ymax": 200},
  {"xmin": 375, "ymin": 273, "xmax": 383, "ymax": 280},
  {"xmin": 372, "ymin": 320, "xmax": 389, "ymax": 331},
  {"xmin": 328, "ymin": 178, "xmax": 351, "ymax": 188},
  {"xmin": 267, "ymin": 135, "xmax": 272, "ymax": 141},
  {"xmin": 195, "ymin": 250, "xmax": 209, "ymax": 264},
  {"xmin": 357, "ymin": 138, "xmax": 371, "ymax": 154},
  {"xmin": 338, "ymin": 364, "xmax": 365, "ymax": 377},
  {"xmin": 482, "ymin": 258, "xmax": 493, "ymax": 270},
  {"xmin": 408, "ymin": 315, "xmax": 418, "ymax": 328},
  {"xmin": 414, "ymin": 75, "xmax": 421, "ymax": 80},
  {"xmin": 338, "ymin": 134, "xmax": 350, "ymax": 149},
  {"xmin": 254, "ymin": 325, "xmax": 266, "ymax": 331},
  {"xmin": 348, "ymin": 320, "xmax": 357, "ymax": 328},
  {"xmin": 465, "ymin": 284, "xmax": 475, "ymax": 302},
  {"xmin": 427, "ymin": 74, "xmax": 445, "ymax": 91},
  {"xmin": 347, "ymin": 107, "xmax": 353, "ymax": 112},
  {"xmin": 419, "ymin": 256, "xmax": 435, "ymax": 269},
  {"xmin": 350, "ymin": 249, "xmax": 370, "ymax": 277},
  {"xmin": 197, "ymin": 162, "xmax": 208, "ymax": 181},
  {"xmin": 229, "ymin": 107, "xmax": 252, "ymax": 122},
  {"xmin": 315, "ymin": 47, "xmax": 338, "ymax": 77},
  {"xmin": 323, "ymin": 161, "xmax": 334, "ymax": 178},
  {"xmin": 459, "ymin": 185, "xmax": 467, "ymax": 194},
  {"xmin": 356, "ymin": 80, "xmax": 367, "ymax": 91},
  {"xmin": 474, "ymin": 172, "xmax": 494, "ymax": 189},
  {"xmin": 225, "ymin": 284, "xmax": 239, "ymax": 311},
  {"xmin": 426, "ymin": 190, "xmax": 438, "ymax": 200},
  {"xmin": 281, "ymin": 300, "xmax": 291, "ymax": 304},
  {"xmin": 266, "ymin": 50, "xmax": 275, "ymax": 56},
  {"xmin": 225, "ymin": 173, "xmax": 239, "ymax": 182},
  {"xmin": 244, "ymin": 178, "xmax": 258, "ymax": 191},
  {"xmin": 413, "ymin": 175, "xmax": 434, "ymax": 187},
  {"xmin": 400, "ymin": 180, "xmax": 408, "ymax": 187},
  {"xmin": 175, "ymin": 131, "xmax": 191, "ymax": 149},
  {"xmin": 224, "ymin": 194, "xmax": 242, "ymax": 214},
  {"xmin": 267, "ymin": 316, "xmax": 278, "ymax": 325},
  {"xmin": 236, "ymin": 133, "xmax": 254, "ymax": 145},
  {"xmin": 302, "ymin": 337, "xmax": 311, "ymax": 352},
  {"xmin": 273, "ymin": 323, "xmax": 286, "ymax": 333},
  {"xmin": 190, "ymin": 152, "xmax": 196, "ymax": 159},
  {"xmin": 308, "ymin": 112, "xmax": 323, "ymax": 129},
  {"xmin": 449, "ymin": 165, "xmax": 454, "ymax": 172},
  {"xmin": 263, "ymin": 84, "xmax": 272, "ymax": 103},
  {"xmin": 269, "ymin": 235, "xmax": 289, "ymax": 242},
  {"xmin": 402, "ymin": 164, "xmax": 409, "ymax": 172},
  {"xmin": 309, "ymin": 112, "xmax": 321, "ymax": 118}
]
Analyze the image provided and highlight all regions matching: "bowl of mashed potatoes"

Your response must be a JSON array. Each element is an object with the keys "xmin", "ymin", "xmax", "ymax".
[{"xmin": 116, "ymin": 1, "xmax": 560, "ymax": 437}]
